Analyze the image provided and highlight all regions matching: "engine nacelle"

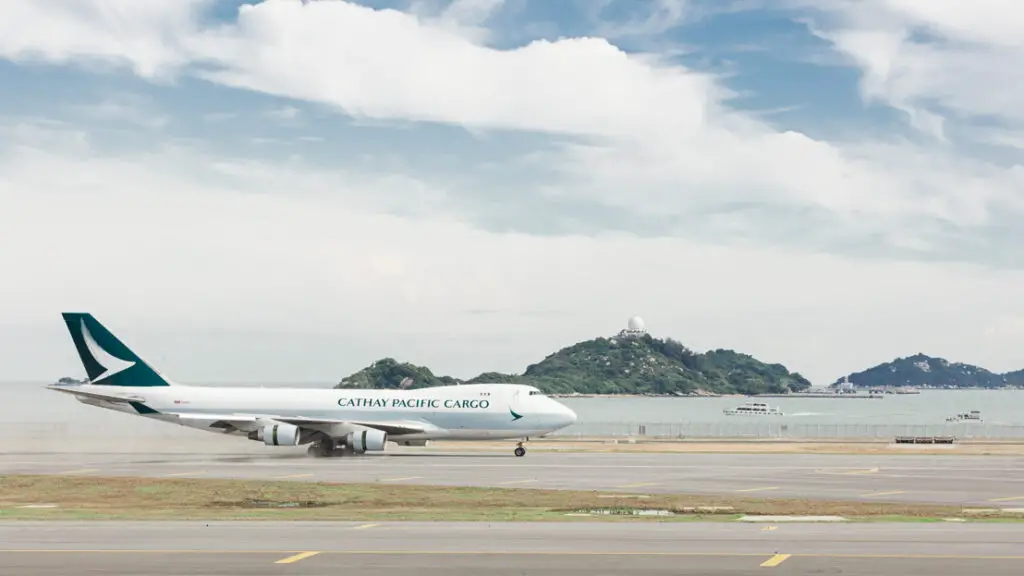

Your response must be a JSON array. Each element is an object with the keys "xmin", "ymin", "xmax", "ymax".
[
  {"xmin": 347, "ymin": 428, "xmax": 387, "ymax": 452},
  {"xmin": 252, "ymin": 423, "xmax": 301, "ymax": 446}
]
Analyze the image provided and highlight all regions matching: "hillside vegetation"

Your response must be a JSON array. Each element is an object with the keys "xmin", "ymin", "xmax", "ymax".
[
  {"xmin": 336, "ymin": 334, "xmax": 811, "ymax": 396},
  {"xmin": 834, "ymin": 353, "xmax": 1017, "ymax": 389}
]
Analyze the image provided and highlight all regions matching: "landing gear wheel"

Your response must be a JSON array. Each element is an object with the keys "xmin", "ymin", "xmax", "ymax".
[
  {"xmin": 514, "ymin": 442, "xmax": 526, "ymax": 457},
  {"xmin": 308, "ymin": 437, "xmax": 336, "ymax": 458}
]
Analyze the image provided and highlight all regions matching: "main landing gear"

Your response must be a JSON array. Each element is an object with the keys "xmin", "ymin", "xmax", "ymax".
[
  {"xmin": 514, "ymin": 441, "xmax": 526, "ymax": 457},
  {"xmin": 307, "ymin": 436, "xmax": 350, "ymax": 458}
]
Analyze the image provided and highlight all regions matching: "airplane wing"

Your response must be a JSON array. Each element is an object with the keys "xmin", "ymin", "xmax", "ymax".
[
  {"xmin": 46, "ymin": 385, "xmax": 437, "ymax": 436},
  {"xmin": 169, "ymin": 413, "xmax": 437, "ymax": 436}
]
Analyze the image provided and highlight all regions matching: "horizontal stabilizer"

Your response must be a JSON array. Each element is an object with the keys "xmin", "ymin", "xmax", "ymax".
[{"xmin": 44, "ymin": 384, "xmax": 147, "ymax": 404}]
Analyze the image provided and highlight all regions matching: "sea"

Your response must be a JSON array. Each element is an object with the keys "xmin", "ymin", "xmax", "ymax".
[{"xmin": 2, "ymin": 381, "xmax": 1023, "ymax": 452}]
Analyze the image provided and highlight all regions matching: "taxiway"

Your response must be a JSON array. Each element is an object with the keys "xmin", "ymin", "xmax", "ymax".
[{"xmin": 1, "ymin": 521, "xmax": 1022, "ymax": 575}]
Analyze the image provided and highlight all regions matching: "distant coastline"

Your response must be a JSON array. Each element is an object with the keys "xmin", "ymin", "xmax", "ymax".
[
  {"xmin": 548, "ymin": 388, "xmax": 1023, "ymax": 399},
  {"xmin": 333, "ymin": 323, "xmax": 1024, "ymax": 396}
]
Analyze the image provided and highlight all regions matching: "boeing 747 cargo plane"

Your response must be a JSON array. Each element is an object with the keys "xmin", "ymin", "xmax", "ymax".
[{"xmin": 47, "ymin": 313, "xmax": 577, "ymax": 457}]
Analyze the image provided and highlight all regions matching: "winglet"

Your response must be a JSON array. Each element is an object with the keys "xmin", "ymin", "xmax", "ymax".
[{"xmin": 61, "ymin": 313, "xmax": 173, "ymax": 387}]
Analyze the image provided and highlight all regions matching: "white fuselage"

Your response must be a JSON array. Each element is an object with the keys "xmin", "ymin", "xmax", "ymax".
[{"xmin": 73, "ymin": 382, "xmax": 578, "ymax": 442}]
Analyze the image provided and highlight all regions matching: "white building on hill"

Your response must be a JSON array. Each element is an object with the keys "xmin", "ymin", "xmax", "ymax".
[{"xmin": 619, "ymin": 316, "xmax": 648, "ymax": 338}]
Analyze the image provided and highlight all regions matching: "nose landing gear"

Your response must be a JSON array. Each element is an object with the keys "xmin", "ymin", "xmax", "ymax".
[{"xmin": 514, "ymin": 441, "xmax": 526, "ymax": 457}]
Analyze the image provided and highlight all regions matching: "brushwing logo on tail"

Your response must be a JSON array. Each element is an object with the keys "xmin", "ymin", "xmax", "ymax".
[{"xmin": 80, "ymin": 319, "xmax": 136, "ymax": 384}]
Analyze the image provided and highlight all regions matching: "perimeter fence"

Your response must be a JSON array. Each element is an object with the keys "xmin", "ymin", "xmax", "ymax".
[{"xmin": 548, "ymin": 421, "xmax": 1024, "ymax": 440}]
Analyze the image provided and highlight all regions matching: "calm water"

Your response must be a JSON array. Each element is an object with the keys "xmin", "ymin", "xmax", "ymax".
[
  {"xmin": 2, "ymin": 381, "xmax": 1023, "ymax": 451},
  {"xmin": 558, "ymin": 391, "xmax": 1024, "ymax": 427}
]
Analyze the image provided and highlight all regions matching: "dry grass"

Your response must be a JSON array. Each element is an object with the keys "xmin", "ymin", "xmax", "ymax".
[{"xmin": 0, "ymin": 474, "xmax": 992, "ymax": 522}]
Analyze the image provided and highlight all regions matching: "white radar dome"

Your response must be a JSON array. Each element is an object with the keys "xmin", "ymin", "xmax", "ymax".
[{"xmin": 627, "ymin": 316, "xmax": 646, "ymax": 331}]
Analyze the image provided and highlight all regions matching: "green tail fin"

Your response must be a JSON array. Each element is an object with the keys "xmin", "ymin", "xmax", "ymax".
[{"xmin": 61, "ymin": 313, "xmax": 172, "ymax": 387}]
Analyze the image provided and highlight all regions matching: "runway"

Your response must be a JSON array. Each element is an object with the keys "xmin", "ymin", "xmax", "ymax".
[
  {"xmin": 2, "ymin": 450, "xmax": 1024, "ymax": 507},
  {"xmin": 2, "ymin": 521, "xmax": 1023, "ymax": 575}
]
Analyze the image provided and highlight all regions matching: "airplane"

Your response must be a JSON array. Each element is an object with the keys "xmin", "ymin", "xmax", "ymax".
[{"xmin": 46, "ymin": 312, "xmax": 578, "ymax": 458}]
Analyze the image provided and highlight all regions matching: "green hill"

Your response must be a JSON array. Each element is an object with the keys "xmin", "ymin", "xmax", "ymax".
[
  {"xmin": 336, "ymin": 333, "xmax": 812, "ymax": 396},
  {"xmin": 335, "ymin": 358, "xmax": 461, "ymax": 390},
  {"xmin": 1003, "ymin": 369, "xmax": 1024, "ymax": 387},
  {"xmin": 834, "ymin": 353, "xmax": 1012, "ymax": 389}
]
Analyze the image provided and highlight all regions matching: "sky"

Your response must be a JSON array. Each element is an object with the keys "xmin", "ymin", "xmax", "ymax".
[{"xmin": 2, "ymin": 0, "xmax": 1024, "ymax": 386}]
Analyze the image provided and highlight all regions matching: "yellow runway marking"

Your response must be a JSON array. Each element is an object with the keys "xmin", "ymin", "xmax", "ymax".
[
  {"xmin": 735, "ymin": 487, "xmax": 779, "ymax": 493},
  {"xmin": 380, "ymin": 476, "xmax": 422, "ymax": 482},
  {"xmin": 761, "ymin": 526, "xmax": 777, "ymax": 531},
  {"xmin": 860, "ymin": 490, "xmax": 906, "ymax": 497},
  {"xmin": 499, "ymin": 479, "xmax": 537, "ymax": 485},
  {"xmin": 273, "ymin": 473, "xmax": 313, "ymax": 479},
  {"xmin": 274, "ymin": 551, "xmax": 320, "ymax": 564},
  {"xmin": 352, "ymin": 524, "xmax": 378, "ymax": 530},
  {"xmin": 163, "ymin": 471, "xmax": 205, "ymax": 477},
  {"xmin": 615, "ymin": 482, "xmax": 660, "ymax": 488},
  {"xmin": 989, "ymin": 495, "xmax": 1024, "ymax": 502},
  {"xmin": 760, "ymin": 553, "xmax": 790, "ymax": 567},
  {"xmin": 58, "ymin": 468, "xmax": 98, "ymax": 475}
]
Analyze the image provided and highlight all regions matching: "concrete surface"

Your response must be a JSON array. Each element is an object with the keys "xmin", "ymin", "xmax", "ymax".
[
  {"xmin": 1, "ymin": 521, "xmax": 1023, "ymax": 575},
  {"xmin": 3, "ymin": 450, "xmax": 1024, "ymax": 507}
]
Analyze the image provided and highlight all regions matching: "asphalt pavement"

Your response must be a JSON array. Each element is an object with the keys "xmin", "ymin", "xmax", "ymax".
[{"xmin": 2, "ymin": 521, "xmax": 1023, "ymax": 575}]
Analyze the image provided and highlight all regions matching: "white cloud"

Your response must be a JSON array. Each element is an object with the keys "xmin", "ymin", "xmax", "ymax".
[
  {"xmin": 68, "ymin": 92, "xmax": 170, "ymax": 129},
  {"xmin": 1, "ymin": 1, "xmax": 1017, "ymax": 230},
  {"xmin": 2, "ymin": 0, "xmax": 1024, "ymax": 382},
  {"xmin": 0, "ymin": 0, "xmax": 208, "ymax": 79},
  {"xmin": 793, "ymin": 0, "xmax": 1024, "ymax": 135},
  {"xmin": 556, "ymin": 131, "xmax": 1023, "ymax": 234},
  {"xmin": 263, "ymin": 104, "xmax": 301, "ymax": 122},
  {"xmin": 591, "ymin": 0, "xmax": 693, "ymax": 39},
  {"xmin": 42, "ymin": 0, "xmax": 1008, "ymax": 238},
  {"xmin": 429, "ymin": 0, "xmax": 507, "ymax": 43},
  {"xmin": 186, "ymin": 0, "xmax": 725, "ymax": 140},
  {"xmin": 4, "ymin": 121, "xmax": 1024, "ymax": 383}
]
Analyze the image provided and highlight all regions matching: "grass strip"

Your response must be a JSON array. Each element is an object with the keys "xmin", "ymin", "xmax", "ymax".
[{"xmin": 0, "ymin": 474, "xmax": 1018, "ymax": 522}]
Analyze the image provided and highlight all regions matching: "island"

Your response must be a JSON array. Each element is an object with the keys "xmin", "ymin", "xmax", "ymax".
[
  {"xmin": 833, "ymin": 353, "xmax": 1022, "ymax": 389},
  {"xmin": 336, "ymin": 317, "xmax": 811, "ymax": 396}
]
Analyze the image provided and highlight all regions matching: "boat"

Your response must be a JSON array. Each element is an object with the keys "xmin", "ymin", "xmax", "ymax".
[
  {"xmin": 946, "ymin": 410, "xmax": 982, "ymax": 423},
  {"xmin": 723, "ymin": 401, "xmax": 784, "ymax": 416}
]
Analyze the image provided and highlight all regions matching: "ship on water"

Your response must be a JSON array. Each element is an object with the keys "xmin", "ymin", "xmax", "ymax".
[{"xmin": 723, "ymin": 401, "xmax": 784, "ymax": 416}]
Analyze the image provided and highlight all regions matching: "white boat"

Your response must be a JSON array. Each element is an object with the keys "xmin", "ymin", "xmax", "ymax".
[
  {"xmin": 946, "ymin": 410, "xmax": 982, "ymax": 423},
  {"xmin": 723, "ymin": 401, "xmax": 784, "ymax": 416}
]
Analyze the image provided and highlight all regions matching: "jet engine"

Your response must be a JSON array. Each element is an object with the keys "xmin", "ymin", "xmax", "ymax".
[
  {"xmin": 252, "ymin": 423, "xmax": 301, "ymax": 446},
  {"xmin": 347, "ymin": 428, "xmax": 387, "ymax": 452}
]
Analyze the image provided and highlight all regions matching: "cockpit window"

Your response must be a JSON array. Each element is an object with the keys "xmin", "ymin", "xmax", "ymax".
[{"xmin": 528, "ymin": 390, "xmax": 544, "ymax": 396}]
